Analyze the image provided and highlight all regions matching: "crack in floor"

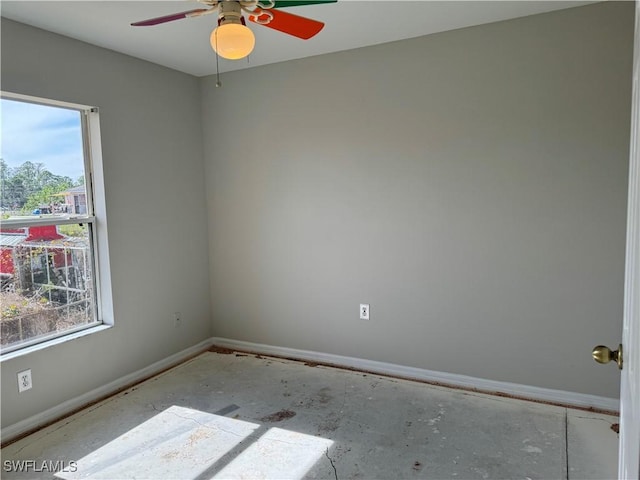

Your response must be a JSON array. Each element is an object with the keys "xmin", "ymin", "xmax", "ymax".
[{"xmin": 325, "ymin": 447, "xmax": 339, "ymax": 480}]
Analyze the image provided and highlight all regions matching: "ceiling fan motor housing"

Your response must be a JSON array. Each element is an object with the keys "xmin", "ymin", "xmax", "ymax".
[{"xmin": 218, "ymin": 1, "xmax": 244, "ymax": 26}]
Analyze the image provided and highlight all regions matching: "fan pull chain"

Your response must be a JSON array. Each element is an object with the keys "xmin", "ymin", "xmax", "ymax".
[{"xmin": 215, "ymin": 29, "xmax": 222, "ymax": 87}]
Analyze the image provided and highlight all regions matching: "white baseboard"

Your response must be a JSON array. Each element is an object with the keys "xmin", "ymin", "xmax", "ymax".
[
  {"xmin": 1, "ymin": 339, "xmax": 213, "ymax": 444},
  {"xmin": 211, "ymin": 337, "xmax": 620, "ymax": 413}
]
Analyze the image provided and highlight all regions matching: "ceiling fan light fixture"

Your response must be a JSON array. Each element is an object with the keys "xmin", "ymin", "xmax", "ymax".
[
  {"xmin": 210, "ymin": 1, "xmax": 255, "ymax": 60},
  {"xmin": 211, "ymin": 22, "xmax": 256, "ymax": 60}
]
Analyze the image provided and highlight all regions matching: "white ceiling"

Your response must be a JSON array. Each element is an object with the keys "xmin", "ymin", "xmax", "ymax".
[{"xmin": 1, "ymin": 1, "xmax": 595, "ymax": 77}]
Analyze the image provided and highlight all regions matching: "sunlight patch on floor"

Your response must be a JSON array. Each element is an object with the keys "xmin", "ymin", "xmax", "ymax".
[
  {"xmin": 213, "ymin": 427, "xmax": 333, "ymax": 479},
  {"xmin": 55, "ymin": 405, "xmax": 259, "ymax": 480}
]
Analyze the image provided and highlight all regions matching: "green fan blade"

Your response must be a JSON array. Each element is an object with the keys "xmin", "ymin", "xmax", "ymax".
[{"xmin": 273, "ymin": 0, "xmax": 337, "ymax": 8}]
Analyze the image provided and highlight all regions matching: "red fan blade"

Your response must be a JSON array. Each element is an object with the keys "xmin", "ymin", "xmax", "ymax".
[
  {"xmin": 249, "ymin": 9, "xmax": 324, "ymax": 40},
  {"xmin": 131, "ymin": 8, "xmax": 210, "ymax": 27}
]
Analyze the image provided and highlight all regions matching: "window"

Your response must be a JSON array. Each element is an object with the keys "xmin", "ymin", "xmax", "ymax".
[{"xmin": 1, "ymin": 93, "xmax": 107, "ymax": 354}]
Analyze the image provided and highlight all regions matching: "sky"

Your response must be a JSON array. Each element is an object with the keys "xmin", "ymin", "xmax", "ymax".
[{"xmin": 0, "ymin": 98, "xmax": 85, "ymax": 181}]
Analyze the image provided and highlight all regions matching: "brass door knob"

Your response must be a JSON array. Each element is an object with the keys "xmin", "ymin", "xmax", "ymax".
[{"xmin": 592, "ymin": 344, "xmax": 623, "ymax": 370}]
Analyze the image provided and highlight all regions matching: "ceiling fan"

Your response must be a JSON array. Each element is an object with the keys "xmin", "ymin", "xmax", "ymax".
[{"xmin": 131, "ymin": 0, "xmax": 336, "ymax": 60}]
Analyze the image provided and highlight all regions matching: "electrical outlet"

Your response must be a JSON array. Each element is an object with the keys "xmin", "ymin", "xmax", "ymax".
[
  {"xmin": 17, "ymin": 369, "xmax": 32, "ymax": 393},
  {"xmin": 173, "ymin": 312, "xmax": 182, "ymax": 328},
  {"xmin": 360, "ymin": 304, "xmax": 370, "ymax": 320}
]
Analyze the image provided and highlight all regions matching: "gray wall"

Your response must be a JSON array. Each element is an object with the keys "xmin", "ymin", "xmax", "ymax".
[
  {"xmin": 201, "ymin": 2, "xmax": 633, "ymax": 398},
  {"xmin": 1, "ymin": 20, "xmax": 211, "ymax": 428}
]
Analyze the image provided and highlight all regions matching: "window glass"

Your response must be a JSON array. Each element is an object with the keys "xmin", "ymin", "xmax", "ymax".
[{"xmin": 1, "ymin": 96, "xmax": 100, "ymax": 353}]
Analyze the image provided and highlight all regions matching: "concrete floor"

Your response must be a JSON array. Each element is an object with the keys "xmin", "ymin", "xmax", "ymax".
[{"xmin": 2, "ymin": 350, "xmax": 619, "ymax": 479}]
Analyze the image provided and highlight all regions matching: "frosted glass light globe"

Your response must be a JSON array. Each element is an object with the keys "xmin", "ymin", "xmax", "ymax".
[{"xmin": 211, "ymin": 23, "xmax": 255, "ymax": 60}]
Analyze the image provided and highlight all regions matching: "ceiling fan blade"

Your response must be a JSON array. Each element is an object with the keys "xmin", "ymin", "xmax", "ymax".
[
  {"xmin": 131, "ymin": 8, "xmax": 210, "ymax": 27},
  {"xmin": 273, "ymin": 0, "xmax": 337, "ymax": 8},
  {"xmin": 249, "ymin": 9, "xmax": 325, "ymax": 40}
]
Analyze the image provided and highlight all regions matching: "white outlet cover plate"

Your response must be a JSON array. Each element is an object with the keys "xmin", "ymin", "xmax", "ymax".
[
  {"xmin": 17, "ymin": 369, "xmax": 32, "ymax": 392},
  {"xmin": 360, "ymin": 304, "xmax": 370, "ymax": 320}
]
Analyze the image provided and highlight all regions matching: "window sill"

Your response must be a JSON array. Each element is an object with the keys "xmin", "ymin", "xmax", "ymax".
[{"xmin": 0, "ymin": 324, "xmax": 113, "ymax": 363}]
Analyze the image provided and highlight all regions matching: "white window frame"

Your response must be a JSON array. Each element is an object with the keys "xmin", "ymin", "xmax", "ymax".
[{"xmin": 0, "ymin": 91, "xmax": 113, "ymax": 357}]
